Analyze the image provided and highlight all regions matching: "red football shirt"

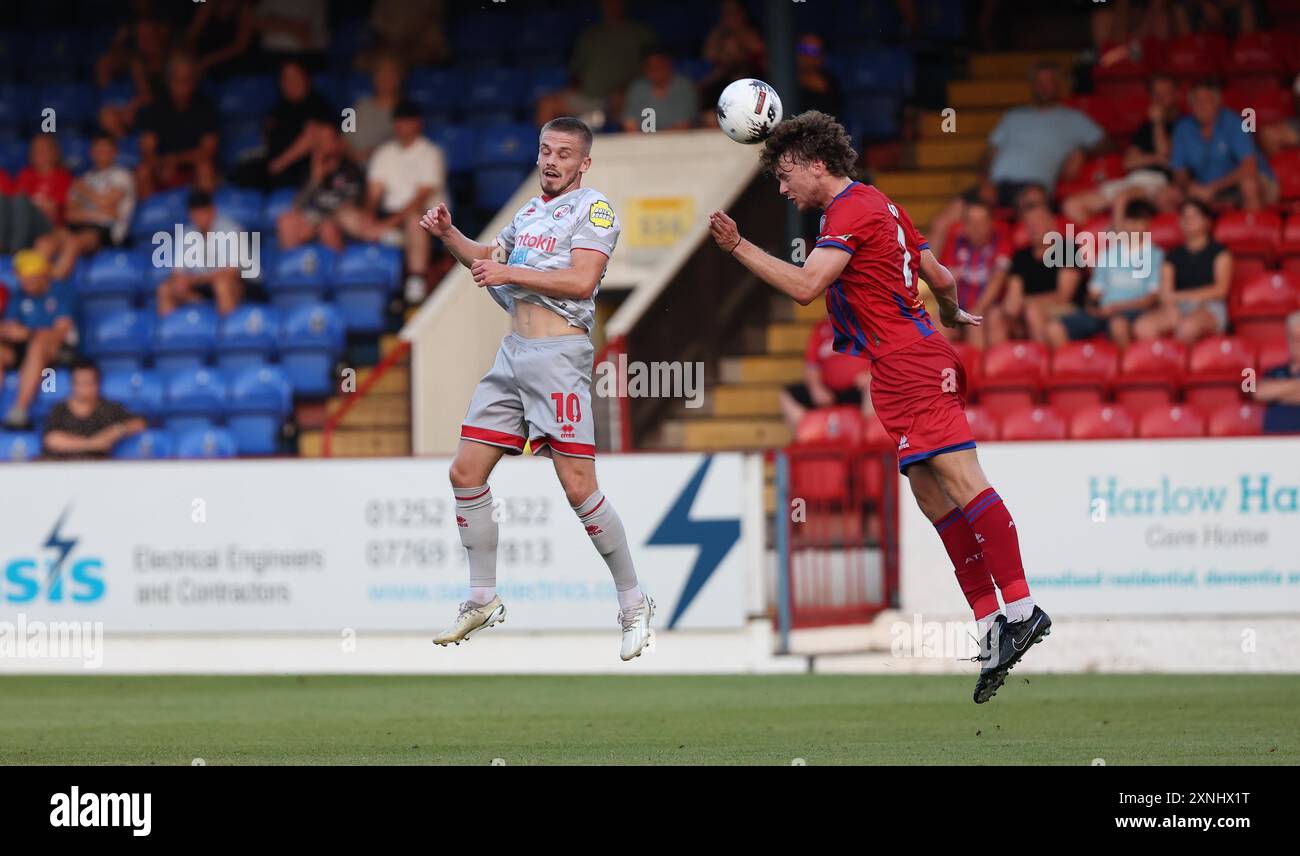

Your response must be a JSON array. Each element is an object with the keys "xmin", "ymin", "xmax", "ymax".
[{"xmin": 814, "ymin": 181, "xmax": 936, "ymax": 361}]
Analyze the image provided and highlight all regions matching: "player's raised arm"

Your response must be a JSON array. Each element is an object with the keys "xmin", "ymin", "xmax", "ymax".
[
  {"xmin": 709, "ymin": 210, "xmax": 849, "ymax": 305},
  {"xmin": 919, "ymin": 248, "xmax": 982, "ymax": 329},
  {"xmin": 420, "ymin": 203, "xmax": 495, "ymax": 269}
]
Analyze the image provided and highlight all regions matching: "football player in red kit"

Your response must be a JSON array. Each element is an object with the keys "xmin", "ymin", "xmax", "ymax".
[{"xmin": 709, "ymin": 111, "xmax": 1050, "ymax": 703}]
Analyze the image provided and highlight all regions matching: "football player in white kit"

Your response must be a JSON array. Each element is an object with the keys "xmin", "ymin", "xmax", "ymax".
[{"xmin": 420, "ymin": 117, "xmax": 653, "ymax": 660}]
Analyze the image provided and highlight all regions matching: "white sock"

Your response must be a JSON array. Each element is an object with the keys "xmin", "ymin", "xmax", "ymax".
[
  {"xmin": 470, "ymin": 586, "xmax": 496, "ymax": 604},
  {"xmin": 1005, "ymin": 596, "xmax": 1036, "ymax": 623},
  {"xmin": 616, "ymin": 585, "xmax": 644, "ymax": 612},
  {"xmin": 976, "ymin": 612, "xmax": 1001, "ymax": 642}
]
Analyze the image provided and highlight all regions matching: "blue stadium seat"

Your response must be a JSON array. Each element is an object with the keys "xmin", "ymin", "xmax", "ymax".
[
  {"xmin": 465, "ymin": 69, "xmax": 528, "ymax": 113},
  {"xmin": 97, "ymin": 79, "xmax": 135, "ymax": 109},
  {"xmin": 675, "ymin": 58, "xmax": 712, "ymax": 83},
  {"xmin": 131, "ymin": 188, "xmax": 188, "ymax": 243},
  {"xmin": 163, "ymin": 367, "xmax": 227, "ymax": 434},
  {"xmin": 217, "ymin": 75, "xmax": 278, "ymax": 119},
  {"xmin": 831, "ymin": 0, "xmax": 905, "ymax": 40},
  {"xmin": 173, "ymin": 426, "xmax": 237, "ymax": 459},
  {"xmin": 261, "ymin": 187, "xmax": 299, "ymax": 231},
  {"xmin": 154, "ymin": 305, "xmax": 219, "ymax": 375},
  {"xmin": 406, "ymin": 67, "xmax": 463, "ymax": 113},
  {"xmin": 30, "ymin": 367, "xmax": 71, "ymax": 421},
  {"xmin": 227, "ymin": 364, "xmax": 292, "ymax": 454},
  {"xmin": 218, "ymin": 305, "xmax": 280, "ymax": 372},
  {"xmin": 429, "ymin": 125, "xmax": 478, "ymax": 174},
  {"xmin": 37, "ymin": 83, "xmax": 98, "ymax": 129},
  {"xmin": 514, "ymin": 15, "xmax": 573, "ymax": 64},
  {"xmin": 266, "ymin": 244, "xmax": 335, "ymax": 312},
  {"xmin": 0, "ymin": 138, "xmax": 28, "ymax": 174},
  {"xmin": 0, "ymin": 86, "xmax": 31, "ymax": 133},
  {"xmin": 278, "ymin": 303, "xmax": 344, "ymax": 396},
  {"xmin": 84, "ymin": 309, "xmax": 153, "ymax": 374},
  {"xmin": 214, "ymin": 187, "xmax": 263, "ymax": 230},
  {"xmin": 116, "ymin": 134, "xmax": 141, "ymax": 169},
  {"xmin": 112, "ymin": 428, "xmax": 171, "ymax": 459},
  {"xmin": 331, "ymin": 243, "xmax": 400, "ymax": 333},
  {"xmin": 0, "ymin": 371, "xmax": 18, "ymax": 417},
  {"xmin": 220, "ymin": 124, "xmax": 265, "ymax": 170},
  {"xmin": 525, "ymin": 66, "xmax": 569, "ymax": 104},
  {"xmin": 845, "ymin": 93, "xmax": 902, "ymax": 142},
  {"xmin": 81, "ymin": 249, "xmax": 147, "ymax": 317},
  {"xmin": 0, "ymin": 431, "xmax": 41, "ymax": 462},
  {"xmin": 27, "ymin": 31, "xmax": 85, "ymax": 74},
  {"xmin": 474, "ymin": 166, "xmax": 529, "ymax": 211},
  {"xmin": 61, "ymin": 136, "xmax": 90, "ymax": 173},
  {"xmin": 338, "ymin": 70, "xmax": 373, "ymax": 106},
  {"xmin": 101, "ymin": 368, "xmax": 165, "ymax": 422},
  {"xmin": 475, "ymin": 123, "xmax": 536, "ymax": 168},
  {"xmin": 833, "ymin": 48, "xmax": 915, "ymax": 96},
  {"xmin": 329, "ymin": 18, "xmax": 371, "ymax": 64}
]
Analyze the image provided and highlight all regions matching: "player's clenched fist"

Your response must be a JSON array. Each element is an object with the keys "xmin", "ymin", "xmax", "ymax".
[
  {"xmin": 420, "ymin": 203, "xmax": 452, "ymax": 237},
  {"xmin": 708, "ymin": 209, "xmax": 742, "ymax": 253},
  {"xmin": 470, "ymin": 259, "xmax": 510, "ymax": 287}
]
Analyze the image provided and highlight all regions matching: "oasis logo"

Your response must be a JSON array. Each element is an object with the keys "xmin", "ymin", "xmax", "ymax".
[{"xmin": 3, "ymin": 508, "xmax": 105, "ymax": 604}]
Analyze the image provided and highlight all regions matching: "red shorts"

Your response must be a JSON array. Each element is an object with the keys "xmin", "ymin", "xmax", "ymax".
[{"xmin": 868, "ymin": 333, "xmax": 976, "ymax": 472}]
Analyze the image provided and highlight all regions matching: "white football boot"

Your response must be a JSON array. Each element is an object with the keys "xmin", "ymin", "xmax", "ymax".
[
  {"xmin": 432, "ymin": 596, "xmax": 506, "ymax": 646},
  {"xmin": 617, "ymin": 594, "xmax": 655, "ymax": 661}
]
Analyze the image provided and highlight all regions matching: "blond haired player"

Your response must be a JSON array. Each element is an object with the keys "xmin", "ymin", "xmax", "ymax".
[{"xmin": 420, "ymin": 117, "xmax": 653, "ymax": 660}]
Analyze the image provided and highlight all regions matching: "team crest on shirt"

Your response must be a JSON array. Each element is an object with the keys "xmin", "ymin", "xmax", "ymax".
[
  {"xmin": 554, "ymin": 203, "xmax": 573, "ymax": 219},
  {"xmin": 588, "ymin": 200, "xmax": 615, "ymax": 228}
]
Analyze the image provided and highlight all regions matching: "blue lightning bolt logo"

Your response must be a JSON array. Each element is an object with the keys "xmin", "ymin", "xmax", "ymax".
[
  {"xmin": 646, "ymin": 456, "xmax": 740, "ymax": 629},
  {"xmin": 43, "ymin": 506, "xmax": 79, "ymax": 594}
]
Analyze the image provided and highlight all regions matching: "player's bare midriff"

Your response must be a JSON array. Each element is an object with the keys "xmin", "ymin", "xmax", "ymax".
[{"xmin": 511, "ymin": 299, "xmax": 586, "ymax": 339}]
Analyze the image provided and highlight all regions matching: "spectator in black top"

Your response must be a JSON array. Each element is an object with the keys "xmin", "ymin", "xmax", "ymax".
[
  {"xmin": 1256, "ymin": 310, "xmax": 1300, "ymax": 434},
  {"xmin": 135, "ymin": 53, "xmax": 220, "ymax": 198},
  {"xmin": 42, "ymin": 359, "xmax": 146, "ymax": 460},
  {"xmin": 1000, "ymin": 205, "xmax": 1083, "ymax": 345},
  {"xmin": 1062, "ymin": 73, "xmax": 1183, "ymax": 223},
  {"xmin": 699, "ymin": 0, "xmax": 767, "ymax": 128},
  {"xmin": 795, "ymin": 35, "xmax": 843, "ymax": 119},
  {"xmin": 277, "ymin": 125, "xmax": 364, "ymax": 251},
  {"xmin": 241, "ymin": 58, "xmax": 334, "ymax": 191},
  {"xmin": 96, "ymin": 16, "xmax": 171, "ymax": 140},
  {"xmin": 186, "ymin": 0, "xmax": 257, "ymax": 79},
  {"xmin": 1134, "ymin": 198, "xmax": 1231, "ymax": 344}
]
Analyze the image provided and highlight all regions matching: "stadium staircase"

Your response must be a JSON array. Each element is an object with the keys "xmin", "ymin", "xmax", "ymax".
[{"xmin": 298, "ymin": 332, "xmax": 411, "ymax": 458}]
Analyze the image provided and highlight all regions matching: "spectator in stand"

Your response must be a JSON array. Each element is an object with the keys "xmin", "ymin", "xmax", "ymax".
[
  {"xmin": 337, "ymin": 101, "xmax": 446, "ymax": 303},
  {"xmin": 277, "ymin": 125, "xmax": 365, "ymax": 251},
  {"xmin": 1171, "ymin": 78, "xmax": 1277, "ymax": 211},
  {"xmin": 779, "ymin": 318, "xmax": 872, "ymax": 431},
  {"xmin": 0, "ymin": 251, "xmax": 74, "ymax": 429},
  {"xmin": 698, "ymin": 0, "xmax": 767, "ymax": 128},
  {"xmin": 1061, "ymin": 73, "xmax": 1182, "ymax": 223},
  {"xmin": 346, "ymin": 55, "xmax": 403, "ymax": 163},
  {"xmin": 135, "ymin": 53, "xmax": 220, "ymax": 198},
  {"xmin": 156, "ymin": 190, "xmax": 245, "ymax": 316},
  {"xmin": 41, "ymin": 358, "xmax": 146, "ymax": 460},
  {"xmin": 360, "ymin": 0, "xmax": 448, "ymax": 70},
  {"xmin": 253, "ymin": 0, "xmax": 329, "ymax": 68},
  {"xmin": 65, "ymin": 132, "xmax": 137, "ymax": 255},
  {"xmin": 929, "ymin": 63, "xmax": 1106, "ymax": 259},
  {"xmin": 1255, "ymin": 310, "xmax": 1300, "ymax": 434},
  {"xmin": 1001, "ymin": 205, "xmax": 1084, "ymax": 344},
  {"xmin": 621, "ymin": 48, "xmax": 699, "ymax": 133},
  {"xmin": 1049, "ymin": 198, "xmax": 1163, "ymax": 348},
  {"xmin": 15, "ymin": 136, "xmax": 73, "ymax": 228},
  {"xmin": 185, "ymin": 0, "xmax": 257, "ymax": 79},
  {"xmin": 795, "ymin": 35, "xmax": 844, "ymax": 120},
  {"xmin": 1134, "ymin": 198, "xmax": 1231, "ymax": 344},
  {"xmin": 240, "ymin": 58, "xmax": 334, "ymax": 191},
  {"xmin": 97, "ymin": 15, "xmax": 171, "ymax": 139},
  {"xmin": 939, "ymin": 196, "xmax": 1012, "ymax": 349},
  {"xmin": 537, "ymin": 0, "xmax": 655, "ymax": 129}
]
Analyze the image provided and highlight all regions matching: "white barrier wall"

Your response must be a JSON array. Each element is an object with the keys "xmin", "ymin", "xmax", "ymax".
[
  {"xmin": 0, "ymin": 453, "xmax": 756, "ymax": 633},
  {"xmin": 901, "ymin": 437, "xmax": 1300, "ymax": 617}
]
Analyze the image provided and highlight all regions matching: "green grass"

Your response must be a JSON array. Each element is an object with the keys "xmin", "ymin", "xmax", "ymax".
[{"xmin": 0, "ymin": 674, "xmax": 1296, "ymax": 765}]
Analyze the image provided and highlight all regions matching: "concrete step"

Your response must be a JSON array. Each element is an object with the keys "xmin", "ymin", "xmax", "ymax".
[
  {"xmin": 299, "ymin": 429, "xmax": 410, "ymax": 458},
  {"xmin": 892, "ymin": 198, "xmax": 949, "ymax": 229},
  {"xmin": 917, "ymin": 108, "xmax": 1004, "ymax": 139},
  {"xmin": 915, "ymin": 138, "xmax": 985, "ymax": 169},
  {"xmin": 874, "ymin": 169, "xmax": 981, "ymax": 198},
  {"xmin": 325, "ymin": 393, "xmax": 411, "ymax": 428},
  {"xmin": 766, "ymin": 320, "xmax": 815, "ymax": 355},
  {"xmin": 719, "ymin": 354, "xmax": 805, "ymax": 385},
  {"xmin": 968, "ymin": 51, "xmax": 1075, "ymax": 80},
  {"xmin": 660, "ymin": 417, "xmax": 793, "ymax": 451},
  {"xmin": 343, "ymin": 364, "xmax": 410, "ymax": 396},
  {"xmin": 948, "ymin": 78, "xmax": 1031, "ymax": 109},
  {"xmin": 710, "ymin": 383, "xmax": 786, "ymax": 418}
]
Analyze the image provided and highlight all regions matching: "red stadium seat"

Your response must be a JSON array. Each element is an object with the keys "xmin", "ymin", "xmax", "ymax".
[
  {"xmin": 790, "ymin": 456, "xmax": 853, "ymax": 504},
  {"xmin": 1207, "ymin": 402, "xmax": 1266, "ymax": 436},
  {"xmin": 949, "ymin": 340, "xmax": 982, "ymax": 389},
  {"xmin": 1184, "ymin": 335, "xmax": 1254, "ymax": 410},
  {"xmin": 1257, "ymin": 337, "xmax": 1291, "ymax": 372},
  {"xmin": 1275, "ymin": 150, "xmax": 1300, "ymax": 203},
  {"xmin": 1093, "ymin": 43, "xmax": 1153, "ymax": 85},
  {"xmin": 1138, "ymin": 403, "xmax": 1207, "ymax": 438},
  {"xmin": 1222, "ymin": 82, "xmax": 1294, "ymax": 125},
  {"xmin": 795, "ymin": 406, "xmax": 865, "ymax": 446},
  {"xmin": 862, "ymin": 409, "xmax": 893, "ymax": 447},
  {"xmin": 1160, "ymin": 34, "xmax": 1227, "ymax": 77},
  {"xmin": 1150, "ymin": 212, "xmax": 1182, "ymax": 250},
  {"xmin": 1214, "ymin": 210, "xmax": 1281, "ymax": 261},
  {"xmin": 1228, "ymin": 32, "xmax": 1291, "ymax": 76},
  {"xmin": 1113, "ymin": 338, "xmax": 1185, "ymax": 412},
  {"xmin": 1229, "ymin": 256, "xmax": 1269, "ymax": 289},
  {"xmin": 1000, "ymin": 405, "xmax": 1067, "ymax": 441},
  {"xmin": 964, "ymin": 404, "xmax": 1001, "ymax": 441},
  {"xmin": 1044, "ymin": 339, "xmax": 1119, "ymax": 416},
  {"xmin": 1231, "ymin": 270, "xmax": 1300, "ymax": 340},
  {"xmin": 857, "ymin": 456, "xmax": 884, "ymax": 502},
  {"xmin": 1070, "ymin": 404, "xmax": 1137, "ymax": 439},
  {"xmin": 1056, "ymin": 154, "xmax": 1126, "ymax": 200},
  {"xmin": 978, "ymin": 340, "xmax": 1048, "ymax": 413},
  {"xmin": 1280, "ymin": 214, "xmax": 1300, "ymax": 255}
]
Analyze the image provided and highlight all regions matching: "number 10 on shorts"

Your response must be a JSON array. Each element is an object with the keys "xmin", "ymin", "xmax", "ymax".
[{"xmin": 550, "ymin": 392, "xmax": 582, "ymax": 423}]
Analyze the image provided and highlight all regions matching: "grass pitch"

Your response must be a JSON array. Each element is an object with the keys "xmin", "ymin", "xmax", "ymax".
[{"xmin": 0, "ymin": 674, "xmax": 1295, "ymax": 765}]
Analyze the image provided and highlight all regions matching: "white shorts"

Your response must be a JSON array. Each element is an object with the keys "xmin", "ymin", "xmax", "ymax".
[{"xmin": 460, "ymin": 333, "xmax": 596, "ymax": 459}]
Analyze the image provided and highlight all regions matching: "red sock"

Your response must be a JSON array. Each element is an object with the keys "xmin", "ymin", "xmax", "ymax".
[
  {"xmin": 934, "ymin": 508, "xmax": 1000, "ymax": 619},
  {"xmin": 962, "ymin": 487, "xmax": 1030, "ymax": 603}
]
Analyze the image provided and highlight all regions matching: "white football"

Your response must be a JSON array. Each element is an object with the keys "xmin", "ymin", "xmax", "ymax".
[{"xmin": 716, "ymin": 78, "xmax": 783, "ymax": 144}]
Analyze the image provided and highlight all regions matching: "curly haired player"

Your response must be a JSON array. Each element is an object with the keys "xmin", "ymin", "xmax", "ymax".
[{"xmin": 709, "ymin": 111, "xmax": 1051, "ymax": 702}]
